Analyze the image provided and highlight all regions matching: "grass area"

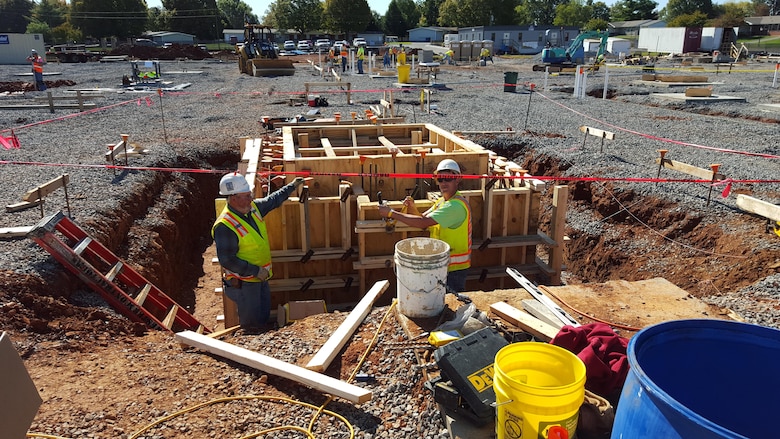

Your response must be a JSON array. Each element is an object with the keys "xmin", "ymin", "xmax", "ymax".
[{"xmin": 737, "ymin": 35, "xmax": 780, "ymax": 51}]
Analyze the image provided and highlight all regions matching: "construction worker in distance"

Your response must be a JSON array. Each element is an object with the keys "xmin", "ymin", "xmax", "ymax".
[
  {"xmin": 356, "ymin": 43, "xmax": 365, "ymax": 74},
  {"xmin": 340, "ymin": 44, "xmax": 348, "ymax": 73},
  {"xmin": 26, "ymin": 49, "xmax": 47, "ymax": 91},
  {"xmin": 212, "ymin": 172, "xmax": 305, "ymax": 333},
  {"xmin": 479, "ymin": 47, "xmax": 493, "ymax": 65},
  {"xmin": 377, "ymin": 159, "xmax": 472, "ymax": 292},
  {"xmin": 442, "ymin": 48, "xmax": 455, "ymax": 65}
]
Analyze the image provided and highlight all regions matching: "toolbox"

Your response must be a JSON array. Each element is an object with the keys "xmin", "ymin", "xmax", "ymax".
[{"xmin": 433, "ymin": 327, "xmax": 508, "ymax": 421}]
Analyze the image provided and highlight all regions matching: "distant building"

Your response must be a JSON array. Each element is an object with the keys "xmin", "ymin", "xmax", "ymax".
[
  {"xmin": 408, "ymin": 27, "xmax": 457, "ymax": 43},
  {"xmin": 143, "ymin": 31, "xmax": 195, "ymax": 45},
  {"xmin": 742, "ymin": 16, "xmax": 780, "ymax": 36},
  {"xmin": 454, "ymin": 25, "xmax": 580, "ymax": 55},
  {"xmin": 0, "ymin": 33, "xmax": 45, "ymax": 65},
  {"xmin": 609, "ymin": 20, "xmax": 666, "ymax": 36}
]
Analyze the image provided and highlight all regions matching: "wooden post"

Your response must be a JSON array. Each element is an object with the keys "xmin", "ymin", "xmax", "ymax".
[
  {"xmin": 548, "ymin": 185, "xmax": 568, "ymax": 285},
  {"xmin": 47, "ymin": 91, "xmax": 54, "ymax": 113}
]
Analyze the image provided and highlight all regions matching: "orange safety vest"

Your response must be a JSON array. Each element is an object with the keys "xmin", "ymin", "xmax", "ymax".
[
  {"xmin": 30, "ymin": 56, "xmax": 44, "ymax": 73},
  {"xmin": 340, "ymin": 48, "xmax": 347, "ymax": 58}
]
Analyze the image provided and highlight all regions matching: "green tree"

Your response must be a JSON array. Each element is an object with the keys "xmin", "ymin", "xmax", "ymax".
[
  {"xmin": 666, "ymin": 10, "xmax": 709, "ymax": 26},
  {"xmin": 524, "ymin": 0, "xmax": 565, "ymax": 25},
  {"xmin": 323, "ymin": 0, "xmax": 370, "ymax": 39},
  {"xmin": 554, "ymin": 1, "xmax": 593, "ymax": 28},
  {"xmin": 0, "ymin": 0, "xmax": 33, "ymax": 32},
  {"xmin": 440, "ymin": 0, "xmax": 518, "ymax": 27},
  {"xmin": 26, "ymin": 21, "xmax": 51, "ymax": 42},
  {"xmin": 70, "ymin": 0, "xmax": 148, "ymax": 39},
  {"xmin": 147, "ymin": 6, "xmax": 173, "ymax": 31},
  {"xmin": 584, "ymin": 17, "xmax": 609, "ymax": 30},
  {"xmin": 420, "ymin": 0, "xmax": 444, "ymax": 26},
  {"xmin": 609, "ymin": 0, "xmax": 658, "ymax": 21},
  {"xmin": 162, "ymin": 0, "xmax": 221, "ymax": 40},
  {"xmin": 218, "ymin": 0, "xmax": 258, "ymax": 28},
  {"xmin": 32, "ymin": 0, "xmax": 67, "ymax": 28},
  {"xmin": 589, "ymin": 0, "xmax": 610, "ymax": 21},
  {"xmin": 268, "ymin": 0, "xmax": 322, "ymax": 35},
  {"xmin": 708, "ymin": 1, "xmax": 750, "ymax": 27},
  {"xmin": 514, "ymin": 3, "xmax": 533, "ymax": 24},
  {"xmin": 384, "ymin": 1, "xmax": 406, "ymax": 36},
  {"xmin": 664, "ymin": 0, "xmax": 713, "ymax": 21},
  {"xmin": 51, "ymin": 22, "xmax": 83, "ymax": 43},
  {"xmin": 396, "ymin": 0, "xmax": 421, "ymax": 29}
]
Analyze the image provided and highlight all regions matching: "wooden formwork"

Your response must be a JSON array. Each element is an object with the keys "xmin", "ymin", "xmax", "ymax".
[{"xmin": 227, "ymin": 123, "xmax": 566, "ymax": 315}]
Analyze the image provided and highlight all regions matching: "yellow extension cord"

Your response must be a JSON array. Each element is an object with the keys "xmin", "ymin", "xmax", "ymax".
[{"xmin": 28, "ymin": 299, "xmax": 399, "ymax": 439}]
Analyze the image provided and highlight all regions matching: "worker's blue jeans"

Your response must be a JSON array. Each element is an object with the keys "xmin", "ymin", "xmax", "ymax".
[
  {"xmin": 357, "ymin": 59, "xmax": 364, "ymax": 74},
  {"xmin": 447, "ymin": 269, "xmax": 468, "ymax": 293},
  {"xmin": 225, "ymin": 280, "xmax": 270, "ymax": 329},
  {"xmin": 34, "ymin": 72, "xmax": 46, "ymax": 91}
]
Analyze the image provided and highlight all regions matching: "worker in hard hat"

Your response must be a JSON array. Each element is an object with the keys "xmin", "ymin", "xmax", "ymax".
[
  {"xmin": 26, "ymin": 49, "xmax": 47, "ymax": 91},
  {"xmin": 212, "ymin": 172, "xmax": 305, "ymax": 332},
  {"xmin": 479, "ymin": 47, "xmax": 493, "ymax": 65},
  {"xmin": 356, "ymin": 43, "xmax": 365, "ymax": 74},
  {"xmin": 378, "ymin": 159, "xmax": 472, "ymax": 292},
  {"xmin": 442, "ymin": 48, "xmax": 455, "ymax": 65}
]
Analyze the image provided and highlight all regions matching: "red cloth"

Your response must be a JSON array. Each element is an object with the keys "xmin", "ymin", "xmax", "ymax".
[{"xmin": 550, "ymin": 323, "xmax": 629, "ymax": 397}]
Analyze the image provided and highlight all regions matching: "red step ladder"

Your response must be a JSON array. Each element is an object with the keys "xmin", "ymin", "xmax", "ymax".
[{"xmin": 28, "ymin": 211, "xmax": 211, "ymax": 334}]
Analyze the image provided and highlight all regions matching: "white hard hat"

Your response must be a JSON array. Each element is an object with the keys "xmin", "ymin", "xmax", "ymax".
[
  {"xmin": 219, "ymin": 172, "xmax": 250, "ymax": 196},
  {"xmin": 435, "ymin": 159, "xmax": 461, "ymax": 174},
  {"xmin": 31, "ymin": 49, "xmax": 37, "ymax": 53}
]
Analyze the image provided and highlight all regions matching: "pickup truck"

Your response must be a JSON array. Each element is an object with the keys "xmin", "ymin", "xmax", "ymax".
[{"xmin": 49, "ymin": 44, "xmax": 98, "ymax": 63}]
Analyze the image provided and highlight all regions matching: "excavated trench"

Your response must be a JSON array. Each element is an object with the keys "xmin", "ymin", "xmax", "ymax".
[{"xmin": 3, "ymin": 137, "xmax": 774, "ymax": 337}]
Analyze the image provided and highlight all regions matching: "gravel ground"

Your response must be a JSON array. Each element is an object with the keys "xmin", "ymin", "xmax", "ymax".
[{"xmin": 2, "ymin": 54, "xmax": 780, "ymax": 437}]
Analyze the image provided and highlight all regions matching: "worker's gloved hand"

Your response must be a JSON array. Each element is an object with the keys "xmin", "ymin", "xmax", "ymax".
[
  {"xmin": 293, "ymin": 177, "xmax": 305, "ymax": 188},
  {"xmin": 256, "ymin": 266, "xmax": 270, "ymax": 282}
]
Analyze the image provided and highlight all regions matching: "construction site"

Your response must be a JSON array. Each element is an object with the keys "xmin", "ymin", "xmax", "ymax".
[{"xmin": 1, "ymin": 48, "xmax": 779, "ymax": 438}]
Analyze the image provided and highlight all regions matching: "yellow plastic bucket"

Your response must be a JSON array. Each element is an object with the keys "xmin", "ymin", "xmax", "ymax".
[
  {"xmin": 397, "ymin": 64, "xmax": 411, "ymax": 84},
  {"xmin": 494, "ymin": 342, "xmax": 586, "ymax": 439}
]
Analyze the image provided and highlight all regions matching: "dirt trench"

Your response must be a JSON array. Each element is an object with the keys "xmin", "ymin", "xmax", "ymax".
[{"xmin": 2, "ymin": 138, "xmax": 774, "ymax": 339}]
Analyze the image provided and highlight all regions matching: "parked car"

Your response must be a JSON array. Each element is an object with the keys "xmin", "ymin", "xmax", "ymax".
[
  {"xmin": 352, "ymin": 37, "xmax": 366, "ymax": 47},
  {"xmin": 315, "ymin": 39, "xmax": 331, "ymax": 51},
  {"xmin": 297, "ymin": 40, "xmax": 312, "ymax": 51},
  {"xmin": 333, "ymin": 40, "xmax": 349, "ymax": 52},
  {"xmin": 283, "ymin": 40, "xmax": 296, "ymax": 51},
  {"xmin": 134, "ymin": 38, "xmax": 159, "ymax": 47}
]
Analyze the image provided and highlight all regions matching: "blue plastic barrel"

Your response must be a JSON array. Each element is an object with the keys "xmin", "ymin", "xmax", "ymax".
[{"xmin": 611, "ymin": 319, "xmax": 780, "ymax": 439}]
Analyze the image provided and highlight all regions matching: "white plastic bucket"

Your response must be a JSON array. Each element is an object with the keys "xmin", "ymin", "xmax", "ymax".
[{"xmin": 394, "ymin": 238, "xmax": 450, "ymax": 317}]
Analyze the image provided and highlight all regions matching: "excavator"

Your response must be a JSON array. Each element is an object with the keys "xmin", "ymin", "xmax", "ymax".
[
  {"xmin": 237, "ymin": 23, "xmax": 295, "ymax": 77},
  {"xmin": 533, "ymin": 30, "xmax": 609, "ymax": 72}
]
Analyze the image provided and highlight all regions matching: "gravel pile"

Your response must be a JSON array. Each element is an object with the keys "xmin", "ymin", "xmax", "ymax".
[{"xmin": 3, "ymin": 55, "xmax": 779, "ymax": 438}]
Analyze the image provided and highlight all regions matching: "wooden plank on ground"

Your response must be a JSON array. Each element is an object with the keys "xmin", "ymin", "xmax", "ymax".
[
  {"xmin": 0, "ymin": 226, "xmax": 33, "ymax": 238},
  {"xmin": 306, "ymin": 280, "xmax": 389, "ymax": 372},
  {"xmin": 489, "ymin": 301, "xmax": 560, "ymax": 341},
  {"xmin": 736, "ymin": 194, "xmax": 780, "ymax": 222},
  {"xmin": 22, "ymin": 174, "xmax": 69, "ymax": 202},
  {"xmin": 6, "ymin": 200, "xmax": 43, "ymax": 213},
  {"xmin": 175, "ymin": 330, "xmax": 372, "ymax": 404},
  {"xmin": 655, "ymin": 158, "xmax": 717, "ymax": 180}
]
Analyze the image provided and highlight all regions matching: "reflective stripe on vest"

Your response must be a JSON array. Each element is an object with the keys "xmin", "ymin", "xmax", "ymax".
[
  {"xmin": 32, "ymin": 62, "xmax": 43, "ymax": 73},
  {"xmin": 213, "ymin": 206, "xmax": 272, "ymax": 282},
  {"xmin": 429, "ymin": 194, "xmax": 471, "ymax": 272}
]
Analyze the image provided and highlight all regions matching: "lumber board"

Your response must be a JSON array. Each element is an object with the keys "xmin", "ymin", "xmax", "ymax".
[
  {"xmin": 22, "ymin": 174, "xmax": 69, "ymax": 202},
  {"xmin": 5, "ymin": 200, "xmax": 43, "ymax": 213},
  {"xmin": 321, "ymin": 137, "xmax": 337, "ymax": 157},
  {"xmin": 579, "ymin": 125, "xmax": 615, "ymax": 140},
  {"xmin": 736, "ymin": 194, "xmax": 780, "ymax": 222},
  {"xmin": 0, "ymin": 226, "xmax": 33, "ymax": 238},
  {"xmin": 175, "ymin": 330, "xmax": 372, "ymax": 404},
  {"xmin": 305, "ymin": 280, "xmax": 389, "ymax": 372},
  {"xmin": 655, "ymin": 158, "xmax": 718, "ymax": 180},
  {"xmin": 489, "ymin": 301, "xmax": 560, "ymax": 341}
]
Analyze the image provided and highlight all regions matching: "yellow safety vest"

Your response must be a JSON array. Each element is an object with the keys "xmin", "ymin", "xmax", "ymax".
[
  {"xmin": 428, "ymin": 193, "xmax": 471, "ymax": 271},
  {"xmin": 212, "ymin": 206, "xmax": 272, "ymax": 282}
]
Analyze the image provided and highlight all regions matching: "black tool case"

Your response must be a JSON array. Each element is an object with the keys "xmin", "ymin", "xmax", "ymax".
[{"xmin": 433, "ymin": 327, "xmax": 509, "ymax": 420}]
